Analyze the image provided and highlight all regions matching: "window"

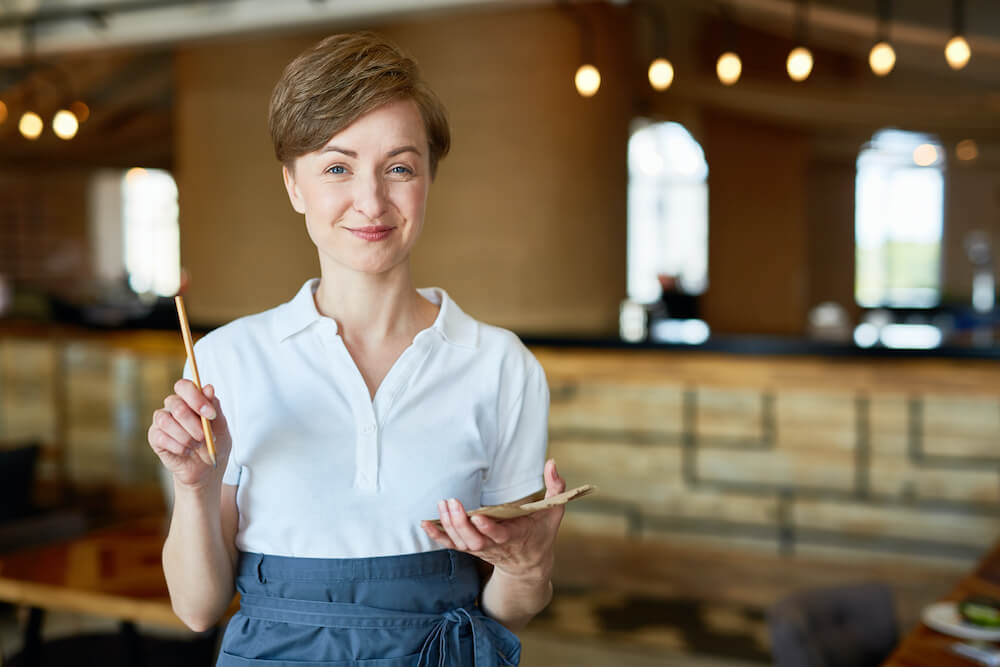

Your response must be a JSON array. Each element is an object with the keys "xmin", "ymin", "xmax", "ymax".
[
  {"xmin": 123, "ymin": 168, "xmax": 180, "ymax": 297},
  {"xmin": 627, "ymin": 120, "xmax": 708, "ymax": 304},
  {"xmin": 90, "ymin": 168, "xmax": 180, "ymax": 298},
  {"xmin": 855, "ymin": 129, "xmax": 944, "ymax": 308}
]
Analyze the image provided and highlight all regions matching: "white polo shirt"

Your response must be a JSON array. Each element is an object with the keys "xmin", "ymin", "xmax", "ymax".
[{"xmin": 184, "ymin": 279, "xmax": 548, "ymax": 558}]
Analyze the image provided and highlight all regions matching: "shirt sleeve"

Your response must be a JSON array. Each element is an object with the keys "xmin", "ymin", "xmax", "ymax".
[
  {"xmin": 481, "ymin": 355, "xmax": 549, "ymax": 506},
  {"xmin": 182, "ymin": 339, "xmax": 241, "ymax": 486}
]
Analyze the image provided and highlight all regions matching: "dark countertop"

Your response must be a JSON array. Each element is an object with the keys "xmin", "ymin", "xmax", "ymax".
[
  {"xmin": 3, "ymin": 314, "xmax": 999, "ymax": 361},
  {"xmin": 520, "ymin": 333, "xmax": 1000, "ymax": 361}
]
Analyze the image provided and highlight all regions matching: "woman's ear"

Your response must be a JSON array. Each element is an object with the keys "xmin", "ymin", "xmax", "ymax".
[{"xmin": 282, "ymin": 164, "xmax": 306, "ymax": 214}]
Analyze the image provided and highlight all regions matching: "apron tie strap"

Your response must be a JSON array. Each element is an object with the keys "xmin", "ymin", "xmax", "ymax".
[
  {"xmin": 418, "ymin": 607, "xmax": 521, "ymax": 667},
  {"xmin": 239, "ymin": 593, "xmax": 521, "ymax": 666}
]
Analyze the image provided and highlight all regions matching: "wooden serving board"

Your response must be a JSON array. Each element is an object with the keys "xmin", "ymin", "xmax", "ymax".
[{"xmin": 427, "ymin": 484, "xmax": 597, "ymax": 527}]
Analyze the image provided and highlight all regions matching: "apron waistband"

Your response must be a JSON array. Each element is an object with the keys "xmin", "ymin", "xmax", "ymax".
[
  {"xmin": 239, "ymin": 594, "xmax": 521, "ymax": 667},
  {"xmin": 237, "ymin": 550, "xmax": 474, "ymax": 584}
]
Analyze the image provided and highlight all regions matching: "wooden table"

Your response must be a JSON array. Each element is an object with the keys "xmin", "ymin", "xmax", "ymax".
[
  {"xmin": 883, "ymin": 540, "xmax": 1000, "ymax": 666},
  {"xmin": 0, "ymin": 516, "xmax": 210, "ymax": 666}
]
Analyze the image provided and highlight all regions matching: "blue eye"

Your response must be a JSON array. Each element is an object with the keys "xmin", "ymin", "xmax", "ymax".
[
  {"xmin": 390, "ymin": 166, "xmax": 413, "ymax": 175},
  {"xmin": 327, "ymin": 165, "xmax": 346, "ymax": 175}
]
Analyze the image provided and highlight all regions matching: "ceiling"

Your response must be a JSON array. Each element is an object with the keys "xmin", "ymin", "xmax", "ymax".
[
  {"xmin": 0, "ymin": 0, "xmax": 996, "ymax": 61},
  {"xmin": 0, "ymin": 0, "xmax": 997, "ymax": 167}
]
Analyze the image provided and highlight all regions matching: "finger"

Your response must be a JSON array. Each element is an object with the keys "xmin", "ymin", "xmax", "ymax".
[
  {"xmin": 438, "ymin": 500, "xmax": 470, "ymax": 552},
  {"xmin": 444, "ymin": 498, "xmax": 490, "ymax": 552},
  {"xmin": 174, "ymin": 379, "xmax": 217, "ymax": 420},
  {"xmin": 153, "ymin": 409, "xmax": 196, "ymax": 449},
  {"xmin": 193, "ymin": 440, "xmax": 214, "ymax": 467},
  {"xmin": 470, "ymin": 515, "xmax": 512, "ymax": 544},
  {"xmin": 529, "ymin": 500, "xmax": 566, "ymax": 535},
  {"xmin": 148, "ymin": 423, "xmax": 193, "ymax": 458},
  {"xmin": 544, "ymin": 459, "xmax": 567, "ymax": 498},
  {"xmin": 203, "ymin": 386, "xmax": 232, "ymax": 446},
  {"xmin": 165, "ymin": 394, "xmax": 205, "ymax": 442},
  {"xmin": 421, "ymin": 520, "xmax": 457, "ymax": 550}
]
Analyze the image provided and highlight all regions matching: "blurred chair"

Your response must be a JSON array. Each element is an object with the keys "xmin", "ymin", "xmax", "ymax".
[
  {"xmin": 768, "ymin": 582, "xmax": 898, "ymax": 667},
  {"xmin": 0, "ymin": 442, "xmax": 88, "ymax": 554}
]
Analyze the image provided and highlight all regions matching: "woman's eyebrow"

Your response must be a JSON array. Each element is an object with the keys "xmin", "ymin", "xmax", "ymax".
[
  {"xmin": 387, "ymin": 145, "xmax": 422, "ymax": 157},
  {"xmin": 318, "ymin": 145, "xmax": 421, "ymax": 158},
  {"xmin": 321, "ymin": 145, "xmax": 357, "ymax": 157}
]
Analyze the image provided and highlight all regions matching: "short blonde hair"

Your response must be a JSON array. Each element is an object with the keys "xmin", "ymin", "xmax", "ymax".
[{"xmin": 268, "ymin": 32, "xmax": 450, "ymax": 177}]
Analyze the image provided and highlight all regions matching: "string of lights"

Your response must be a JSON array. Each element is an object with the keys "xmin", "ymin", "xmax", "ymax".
[
  {"xmin": 566, "ymin": 0, "xmax": 978, "ymax": 97},
  {"xmin": 3, "ymin": 22, "xmax": 90, "ymax": 141}
]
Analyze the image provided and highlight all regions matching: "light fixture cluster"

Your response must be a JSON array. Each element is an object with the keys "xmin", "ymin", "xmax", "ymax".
[
  {"xmin": 781, "ymin": 0, "xmax": 971, "ymax": 83},
  {"xmin": 825, "ymin": 0, "xmax": 972, "ymax": 80},
  {"xmin": 8, "ymin": 82, "xmax": 89, "ymax": 141},
  {"xmin": 5, "ymin": 23, "xmax": 90, "ymax": 141},
  {"xmin": 567, "ymin": 0, "xmax": 679, "ymax": 97},
  {"xmin": 568, "ymin": 0, "xmax": 975, "ymax": 97}
]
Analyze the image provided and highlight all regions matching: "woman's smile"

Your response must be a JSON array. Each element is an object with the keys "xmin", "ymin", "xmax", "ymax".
[{"xmin": 346, "ymin": 225, "xmax": 394, "ymax": 242}]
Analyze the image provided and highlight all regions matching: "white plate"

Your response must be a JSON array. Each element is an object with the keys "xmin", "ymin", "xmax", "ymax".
[{"xmin": 922, "ymin": 601, "xmax": 1000, "ymax": 641}]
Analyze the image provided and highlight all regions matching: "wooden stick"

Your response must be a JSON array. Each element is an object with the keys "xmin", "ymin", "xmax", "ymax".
[{"xmin": 173, "ymin": 296, "xmax": 217, "ymax": 468}]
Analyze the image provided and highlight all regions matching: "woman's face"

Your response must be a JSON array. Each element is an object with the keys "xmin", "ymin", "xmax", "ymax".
[{"xmin": 283, "ymin": 98, "xmax": 432, "ymax": 277}]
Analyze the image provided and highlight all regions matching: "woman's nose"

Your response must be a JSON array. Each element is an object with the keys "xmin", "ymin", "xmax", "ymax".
[{"xmin": 352, "ymin": 173, "xmax": 389, "ymax": 221}]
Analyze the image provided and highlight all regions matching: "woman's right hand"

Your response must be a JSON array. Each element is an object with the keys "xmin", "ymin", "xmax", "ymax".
[{"xmin": 148, "ymin": 379, "xmax": 232, "ymax": 490}]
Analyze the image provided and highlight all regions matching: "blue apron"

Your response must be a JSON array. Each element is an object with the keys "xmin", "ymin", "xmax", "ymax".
[{"xmin": 217, "ymin": 550, "xmax": 522, "ymax": 666}]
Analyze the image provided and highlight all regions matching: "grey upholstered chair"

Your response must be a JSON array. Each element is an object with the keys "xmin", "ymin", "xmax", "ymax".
[{"xmin": 768, "ymin": 582, "xmax": 899, "ymax": 667}]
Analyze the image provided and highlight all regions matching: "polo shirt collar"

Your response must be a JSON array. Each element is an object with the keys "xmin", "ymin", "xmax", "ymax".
[
  {"xmin": 274, "ymin": 279, "xmax": 478, "ymax": 348},
  {"xmin": 417, "ymin": 287, "xmax": 478, "ymax": 349},
  {"xmin": 273, "ymin": 279, "xmax": 324, "ymax": 342}
]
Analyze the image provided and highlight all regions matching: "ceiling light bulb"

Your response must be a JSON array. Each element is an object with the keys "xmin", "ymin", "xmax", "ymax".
[
  {"xmin": 575, "ymin": 64, "xmax": 601, "ymax": 97},
  {"xmin": 869, "ymin": 41, "xmax": 896, "ymax": 76},
  {"xmin": 956, "ymin": 139, "xmax": 978, "ymax": 161},
  {"xmin": 945, "ymin": 35, "xmax": 971, "ymax": 70},
  {"xmin": 786, "ymin": 46, "xmax": 814, "ymax": 82},
  {"xmin": 70, "ymin": 100, "xmax": 90, "ymax": 123},
  {"xmin": 648, "ymin": 58, "xmax": 674, "ymax": 91},
  {"xmin": 716, "ymin": 52, "xmax": 742, "ymax": 85},
  {"xmin": 913, "ymin": 144, "xmax": 938, "ymax": 167},
  {"xmin": 126, "ymin": 167, "xmax": 148, "ymax": 182},
  {"xmin": 52, "ymin": 109, "xmax": 79, "ymax": 140},
  {"xmin": 19, "ymin": 111, "xmax": 43, "ymax": 140}
]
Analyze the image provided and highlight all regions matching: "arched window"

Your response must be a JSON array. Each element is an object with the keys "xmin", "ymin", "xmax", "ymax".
[
  {"xmin": 855, "ymin": 129, "xmax": 944, "ymax": 308},
  {"xmin": 627, "ymin": 120, "xmax": 709, "ymax": 304},
  {"xmin": 90, "ymin": 167, "xmax": 180, "ymax": 304}
]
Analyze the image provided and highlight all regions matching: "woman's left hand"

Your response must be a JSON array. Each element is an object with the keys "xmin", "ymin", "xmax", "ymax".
[{"xmin": 421, "ymin": 459, "xmax": 566, "ymax": 581}]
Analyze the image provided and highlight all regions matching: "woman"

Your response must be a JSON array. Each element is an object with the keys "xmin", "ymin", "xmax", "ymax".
[{"xmin": 147, "ymin": 31, "xmax": 564, "ymax": 666}]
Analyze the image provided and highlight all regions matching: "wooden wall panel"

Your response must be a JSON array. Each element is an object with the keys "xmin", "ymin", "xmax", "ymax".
[{"xmin": 175, "ymin": 5, "xmax": 629, "ymax": 335}]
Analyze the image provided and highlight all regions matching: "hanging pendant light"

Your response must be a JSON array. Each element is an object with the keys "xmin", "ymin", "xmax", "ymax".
[
  {"xmin": 716, "ymin": 52, "xmax": 742, "ymax": 85},
  {"xmin": 786, "ymin": 0, "xmax": 813, "ymax": 82},
  {"xmin": 945, "ymin": 0, "xmax": 971, "ymax": 70},
  {"xmin": 648, "ymin": 58, "xmax": 674, "ymax": 91},
  {"xmin": 52, "ymin": 109, "xmax": 79, "ymax": 139},
  {"xmin": 575, "ymin": 64, "xmax": 600, "ymax": 97},
  {"xmin": 640, "ymin": 2, "xmax": 674, "ymax": 92},
  {"xmin": 787, "ymin": 47, "xmax": 813, "ymax": 81},
  {"xmin": 869, "ymin": 0, "xmax": 896, "ymax": 76},
  {"xmin": 19, "ymin": 111, "xmax": 43, "ymax": 140},
  {"xmin": 716, "ymin": 9, "xmax": 742, "ymax": 86},
  {"xmin": 562, "ymin": 1, "xmax": 601, "ymax": 97},
  {"xmin": 70, "ymin": 100, "xmax": 90, "ymax": 123}
]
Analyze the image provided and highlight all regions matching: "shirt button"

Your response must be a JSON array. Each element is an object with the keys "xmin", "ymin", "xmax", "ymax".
[{"xmin": 363, "ymin": 423, "xmax": 376, "ymax": 435}]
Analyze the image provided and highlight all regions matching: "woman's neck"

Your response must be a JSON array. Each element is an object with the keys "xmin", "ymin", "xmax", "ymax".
[{"xmin": 313, "ymin": 260, "xmax": 437, "ymax": 345}]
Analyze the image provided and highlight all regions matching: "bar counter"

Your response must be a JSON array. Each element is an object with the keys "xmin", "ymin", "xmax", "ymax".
[{"xmin": 2, "ymin": 320, "xmax": 999, "ymax": 631}]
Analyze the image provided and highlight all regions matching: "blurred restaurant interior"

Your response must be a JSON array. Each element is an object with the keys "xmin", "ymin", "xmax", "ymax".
[{"xmin": 1, "ymin": 0, "xmax": 1000, "ymax": 665}]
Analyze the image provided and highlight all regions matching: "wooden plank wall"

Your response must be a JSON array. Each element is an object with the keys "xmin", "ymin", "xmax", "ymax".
[
  {"xmin": 535, "ymin": 347, "xmax": 1000, "ymax": 567},
  {"xmin": 2, "ymin": 330, "xmax": 999, "ymax": 571}
]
